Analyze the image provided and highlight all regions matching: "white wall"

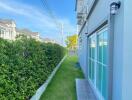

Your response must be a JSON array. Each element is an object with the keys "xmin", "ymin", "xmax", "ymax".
[
  {"xmin": 78, "ymin": 26, "xmax": 88, "ymax": 78},
  {"xmin": 122, "ymin": 0, "xmax": 132, "ymax": 99},
  {"xmin": 112, "ymin": 0, "xmax": 124, "ymax": 99},
  {"xmin": 78, "ymin": 0, "xmax": 132, "ymax": 100},
  {"xmin": 112, "ymin": 0, "xmax": 132, "ymax": 100}
]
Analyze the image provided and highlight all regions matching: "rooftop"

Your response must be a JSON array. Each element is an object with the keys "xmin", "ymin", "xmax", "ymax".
[
  {"xmin": 0, "ymin": 19, "xmax": 15, "ymax": 24},
  {"xmin": 16, "ymin": 28, "xmax": 39, "ymax": 36}
]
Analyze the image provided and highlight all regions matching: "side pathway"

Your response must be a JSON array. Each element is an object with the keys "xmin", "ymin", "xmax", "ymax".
[{"xmin": 40, "ymin": 56, "xmax": 84, "ymax": 100}]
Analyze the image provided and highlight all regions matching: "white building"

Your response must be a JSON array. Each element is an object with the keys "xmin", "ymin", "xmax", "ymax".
[
  {"xmin": 0, "ymin": 19, "xmax": 41, "ymax": 41},
  {"xmin": 16, "ymin": 28, "xmax": 40, "ymax": 41},
  {"xmin": 0, "ymin": 19, "xmax": 17, "ymax": 40},
  {"xmin": 40, "ymin": 37, "xmax": 56, "ymax": 43}
]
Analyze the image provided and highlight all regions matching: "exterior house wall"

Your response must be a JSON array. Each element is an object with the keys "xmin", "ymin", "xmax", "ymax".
[
  {"xmin": 11, "ymin": 22, "xmax": 17, "ymax": 40},
  {"xmin": 78, "ymin": 26, "xmax": 88, "ymax": 78},
  {"xmin": 0, "ymin": 20, "xmax": 17, "ymax": 40},
  {"xmin": 112, "ymin": 0, "xmax": 132, "ymax": 99},
  {"xmin": 77, "ymin": 0, "xmax": 132, "ymax": 100},
  {"xmin": 0, "ymin": 19, "xmax": 40, "ymax": 41},
  {"xmin": 0, "ymin": 26, "xmax": 12, "ymax": 40},
  {"xmin": 16, "ymin": 29, "xmax": 40, "ymax": 41},
  {"xmin": 86, "ymin": 0, "xmax": 109, "ymax": 34},
  {"xmin": 78, "ymin": 0, "xmax": 110, "ymax": 82},
  {"xmin": 122, "ymin": 0, "xmax": 132, "ymax": 99},
  {"xmin": 112, "ymin": 0, "xmax": 124, "ymax": 99},
  {"xmin": 0, "ymin": 26, "xmax": 5, "ymax": 38}
]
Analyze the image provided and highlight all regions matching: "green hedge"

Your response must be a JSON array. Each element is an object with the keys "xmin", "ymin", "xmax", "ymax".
[{"xmin": 0, "ymin": 36, "xmax": 65, "ymax": 100}]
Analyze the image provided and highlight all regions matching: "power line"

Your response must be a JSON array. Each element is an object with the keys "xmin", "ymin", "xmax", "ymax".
[
  {"xmin": 40, "ymin": 0, "xmax": 64, "ymax": 46},
  {"xmin": 41, "ymin": 0, "xmax": 61, "ymax": 29}
]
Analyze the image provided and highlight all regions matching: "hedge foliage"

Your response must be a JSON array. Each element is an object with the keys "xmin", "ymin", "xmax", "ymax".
[{"xmin": 0, "ymin": 36, "xmax": 65, "ymax": 100}]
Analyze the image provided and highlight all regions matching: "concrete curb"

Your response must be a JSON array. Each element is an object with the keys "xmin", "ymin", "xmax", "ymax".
[{"xmin": 30, "ymin": 55, "xmax": 67, "ymax": 100}]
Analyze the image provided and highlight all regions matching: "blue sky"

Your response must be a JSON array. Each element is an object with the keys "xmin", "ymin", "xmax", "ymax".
[{"xmin": 0, "ymin": 0, "xmax": 76, "ymax": 43}]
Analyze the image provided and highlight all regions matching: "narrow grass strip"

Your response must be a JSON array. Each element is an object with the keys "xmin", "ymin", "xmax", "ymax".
[
  {"xmin": 31, "ymin": 55, "xmax": 67, "ymax": 100},
  {"xmin": 40, "ymin": 56, "xmax": 84, "ymax": 100}
]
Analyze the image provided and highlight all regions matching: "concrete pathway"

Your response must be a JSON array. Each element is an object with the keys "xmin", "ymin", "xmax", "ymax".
[{"xmin": 76, "ymin": 79, "xmax": 97, "ymax": 100}]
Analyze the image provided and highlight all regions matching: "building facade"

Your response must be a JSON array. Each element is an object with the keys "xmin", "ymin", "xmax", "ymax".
[
  {"xmin": 76, "ymin": 0, "xmax": 132, "ymax": 100},
  {"xmin": 0, "ymin": 19, "xmax": 41, "ymax": 41},
  {"xmin": 0, "ymin": 19, "xmax": 17, "ymax": 40},
  {"xmin": 16, "ymin": 28, "xmax": 40, "ymax": 41},
  {"xmin": 40, "ymin": 38, "xmax": 56, "ymax": 43}
]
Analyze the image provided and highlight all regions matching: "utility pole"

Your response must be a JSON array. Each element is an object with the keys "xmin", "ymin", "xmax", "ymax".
[
  {"xmin": 76, "ymin": 25, "xmax": 79, "ymax": 51},
  {"xmin": 77, "ymin": 25, "xmax": 79, "ymax": 35},
  {"xmin": 76, "ymin": 25, "xmax": 79, "ymax": 43},
  {"xmin": 61, "ymin": 23, "xmax": 64, "ymax": 46}
]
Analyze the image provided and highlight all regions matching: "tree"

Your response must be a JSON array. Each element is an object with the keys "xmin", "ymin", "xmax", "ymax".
[{"xmin": 66, "ymin": 34, "xmax": 78, "ymax": 50}]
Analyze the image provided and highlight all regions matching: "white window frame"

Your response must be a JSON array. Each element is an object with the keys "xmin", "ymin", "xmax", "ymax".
[{"xmin": 88, "ymin": 26, "xmax": 108, "ymax": 100}]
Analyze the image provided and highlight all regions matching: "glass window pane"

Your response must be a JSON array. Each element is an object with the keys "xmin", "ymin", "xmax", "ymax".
[
  {"xmin": 89, "ymin": 38, "xmax": 91, "ymax": 58},
  {"xmin": 96, "ymin": 63, "xmax": 102, "ymax": 92},
  {"xmin": 103, "ymin": 31, "xmax": 108, "ymax": 65},
  {"xmin": 91, "ymin": 38, "xmax": 96, "ymax": 59},
  {"xmin": 91, "ymin": 36, "xmax": 96, "ymax": 59},
  {"xmin": 91, "ymin": 60, "xmax": 95, "ymax": 83},
  {"xmin": 88, "ymin": 36, "xmax": 96, "ymax": 83},
  {"xmin": 98, "ymin": 33, "xmax": 103, "ymax": 63},
  {"xmin": 102, "ymin": 66, "xmax": 108, "ymax": 100},
  {"xmin": 88, "ymin": 59, "xmax": 91, "ymax": 79},
  {"xmin": 88, "ymin": 27, "xmax": 109, "ymax": 100},
  {"xmin": 97, "ymin": 28, "xmax": 108, "ymax": 100}
]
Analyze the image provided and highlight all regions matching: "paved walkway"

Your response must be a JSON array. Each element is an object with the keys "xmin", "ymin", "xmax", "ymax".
[{"xmin": 76, "ymin": 79, "xmax": 97, "ymax": 100}]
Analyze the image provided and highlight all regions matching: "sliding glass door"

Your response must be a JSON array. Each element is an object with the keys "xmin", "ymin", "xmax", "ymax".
[
  {"xmin": 88, "ymin": 27, "xmax": 108, "ymax": 100},
  {"xmin": 88, "ymin": 35, "xmax": 96, "ymax": 83}
]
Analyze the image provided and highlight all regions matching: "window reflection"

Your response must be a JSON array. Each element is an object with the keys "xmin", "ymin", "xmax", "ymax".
[{"xmin": 88, "ymin": 28, "xmax": 108, "ymax": 100}]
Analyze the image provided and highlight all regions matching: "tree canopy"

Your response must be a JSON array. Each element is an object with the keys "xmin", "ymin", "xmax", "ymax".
[{"xmin": 66, "ymin": 34, "xmax": 78, "ymax": 50}]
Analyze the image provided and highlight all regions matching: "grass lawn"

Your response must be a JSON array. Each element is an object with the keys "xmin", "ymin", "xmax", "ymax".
[{"xmin": 40, "ymin": 55, "xmax": 84, "ymax": 100}]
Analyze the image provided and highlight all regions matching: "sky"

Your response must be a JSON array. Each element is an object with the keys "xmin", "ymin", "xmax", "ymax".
[{"xmin": 0, "ymin": 0, "xmax": 76, "ymax": 44}]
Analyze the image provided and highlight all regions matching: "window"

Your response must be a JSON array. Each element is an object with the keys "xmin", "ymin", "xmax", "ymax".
[
  {"xmin": 88, "ymin": 27, "xmax": 108, "ymax": 100},
  {"xmin": 88, "ymin": 35, "xmax": 96, "ymax": 83}
]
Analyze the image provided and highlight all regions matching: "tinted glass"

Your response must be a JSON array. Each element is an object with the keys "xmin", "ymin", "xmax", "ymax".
[
  {"xmin": 102, "ymin": 66, "xmax": 108, "ymax": 100},
  {"xmin": 98, "ymin": 33, "xmax": 103, "ymax": 63},
  {"xmin": 96, "ymin": 63, "xmax": 102, "ymax": 92},
  {"xmin": 103, "ymin": 31, "xmax": 108, "ymax": 65}
]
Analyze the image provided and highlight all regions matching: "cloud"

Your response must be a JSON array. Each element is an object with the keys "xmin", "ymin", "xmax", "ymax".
[
  {"xmin": 0, "ymin": 0, "xmax": 57, "ymax": 29},
  {"xmin": 0, "ymin": 0, "xmax": 76, "ymax": 42}
]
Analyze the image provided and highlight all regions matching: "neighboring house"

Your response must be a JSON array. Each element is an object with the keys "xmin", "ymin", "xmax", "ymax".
[
  {"xmin": 40, "ymin": 37, "xmax": 56, "ymax": 43},
  {"xmin": 0, "ymin": 19, "xmax": 41, "ymax": 41},
  {"xmin": 0, "ymin": 19, "xmax": 17, "ymax": 40},
  {"xmin": 76, "ymin": 0, "xmax": 132, "ymax": 100},
  {"xmin": 16, "ymin": 28, "xmax": 40, "ymax": 41}
]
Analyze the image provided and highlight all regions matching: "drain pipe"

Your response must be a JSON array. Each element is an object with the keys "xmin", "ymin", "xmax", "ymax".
[{"xmin": 108, "ymin": 1, "xmax": 121, "ymax": 100}]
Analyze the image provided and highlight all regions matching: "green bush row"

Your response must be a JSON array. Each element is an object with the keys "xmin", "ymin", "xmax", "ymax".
[{"xmin": 0, "ymin": 36, "xmax": 65, "ymax": 100}]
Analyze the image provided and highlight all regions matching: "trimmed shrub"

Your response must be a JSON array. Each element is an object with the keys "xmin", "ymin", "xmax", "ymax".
[{"xmin": 0, "ymin": 37, "xmax": 65, "ymax": 100}]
